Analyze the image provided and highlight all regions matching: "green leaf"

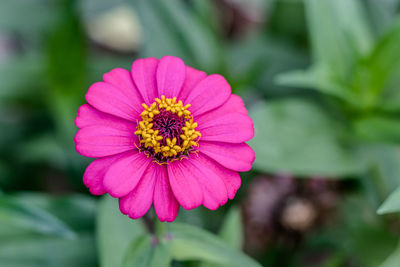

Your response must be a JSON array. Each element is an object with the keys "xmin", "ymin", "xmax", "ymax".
[
  {"xmin": 0, "ymin": 233, "xmax": 97, "ymax": 267},
  {"xmin": 378, "ymin": 186, "xmax": 400, "ymax": 214},
  {"xmin": 168, "ymin": 223, "xmax": 261, "ymax": 267},
  {"xmin": 249, "ymin": 98, "xmax": 364, "ymax": 176},
  {"xmin": 97, "ymin": 195, "xmax": 147, "ymax": 267},
  {"xmin": 14, "ymin": 193, "xmax": 97, "ymax": 232},
  {"xmin": 354, "ymin": 116, "xmax": 400, "ymax": 144},
  {"xmin": 276, "ymin": 66, "xmax": 358, "ymax": 104},
  {"xmin": 200, "ymin": 207, "xmax": 244, "ymax": 267},
  {"xmin": 122, "ymin": 235, "xmax": 171, "ymax": 267},
  {"xmin": 218, "ymin": 207, "xmax": 243, "ymax": 250},
  {"xmin": 380, "ymin": 241, "xmax": 400, "ymax": 267},
  {"xmin": 0, "ymin": 195, "xmax": 76, "ymax": 238},
  {"xmin": 366, "ymin": 19, "xmax": 400, "ymax": 111}
]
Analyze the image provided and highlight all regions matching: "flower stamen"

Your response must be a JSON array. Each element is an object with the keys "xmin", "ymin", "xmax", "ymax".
[{"xmin": 135, "ymin": 95, "xmax": 201, "ymax": 164}]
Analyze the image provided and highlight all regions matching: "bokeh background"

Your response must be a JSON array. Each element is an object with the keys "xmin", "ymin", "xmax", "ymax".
[{"xmin": 1, "ymin": 0, "xmax": 400, "ymax": 266}]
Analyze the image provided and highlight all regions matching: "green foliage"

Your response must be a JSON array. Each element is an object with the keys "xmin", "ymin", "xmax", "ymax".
[
  {"xmin": 97, "ymin": 196, "xmax": 146, "ymax": 267},
  {"xmin": 132, "ymin": 0, "xmax": 220, "ymax": 71},
  {"xmin": 250, "ymin": 98, "xmax": 363, "ymax": 176},
  {"xmin": 380, "ymin": 241, "xmax": 400, "ymax": 267},
  {"xmin": 0, "ymin": 195, "xmax": 75, "ymax": 238},
  {"xmin": 168, "ymin": 223, "xmax": 260, "ymax": 267},
  {"xmin": 123, "ymin": 235, "xmax": 171, "ymax": 267},
  {"xmin": 1, "ymin": 0, "xmax": 400, "ymax": 266},
  {"xmin": 200, "ymin": 207, "xmax": 244, "ymax": 267},
  {"xmin": 378, "ymin": 186, "xmax": 400, "ymax": 214},
  {"xmin": 0, "ymin": 193, "xmax": 97, "ymax": 267}
]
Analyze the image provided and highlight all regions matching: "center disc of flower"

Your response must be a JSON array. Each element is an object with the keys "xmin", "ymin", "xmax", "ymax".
[{"xmin": 134, "ymin": 95, "xmax": 201, "ymax": 164}]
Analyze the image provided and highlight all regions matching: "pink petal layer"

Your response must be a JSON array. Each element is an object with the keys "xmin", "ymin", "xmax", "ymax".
[
  {"xmin": 83, "ymin": 154, "xmax": 123, "ymax": 195},
  {"xmin": 185, "ymin": 154, "xmax": 229, "ymax": 210},
  {"xmin": 226, "ymin": 94, "xmax": 248, "ymax": 115},
  {"xmin": 195, "ymin": 94, "xmax": 254, "ymax": 143},
  {"xmin": 131, "ymin": 57, "xmax": 159, "ymax": 105},
  {"xmin": 199, "ymin": 154, "xmax": 242, "ymax": 200},
  {"xmin": 103, "ymin": 151, "xmax": 152, "ymax": 198},
  {"xmin": 75, "ymin": 126, "xmax": 137, "ymax": 158},
  {"xmin": 178, "ymin": 66, "xmax": 207, "ymax": 102},
  {"xmin": 185, "ymin": 74, "xmax": 231, "ymax": 117},
  {"xmin": 167, "ymin": 161, "xmax": 203, "ymax": 210},
  {"xmin": 196, "ymin": 94, "xmax": 248, "ymax": 121},
  {"xmin": 75, "ymin": 104, "xmax": 135, "ymax": 130},
  {"xmin": 196, "ymin": 112, "xmax": 254, "ymax": 143},
  {"xmin": 103, "ymin": 68, "xmax": 144, "ymax": 112},
  {"xmin": 199, "ymin": 141, "xmax": 255, "ymax": 172},
  {"xmin": 157, "ymin": 56, "xmax": 186, "ymax": 98},
  {"xmin": 119, "ymin": 164, "xmax": 157, "ymax": 219},
  {"xmin": 85, "ymin": 81, "xmax": 141, "ymax": 122},
  {"xmin": 153, "ymin": 165, "xmax": 180, "ymax": 222}
]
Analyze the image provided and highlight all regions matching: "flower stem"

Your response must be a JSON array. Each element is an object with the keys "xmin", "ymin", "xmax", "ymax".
[{"xmin": 155, "ymin": 219, "xmax": 167, "ymax": 240}]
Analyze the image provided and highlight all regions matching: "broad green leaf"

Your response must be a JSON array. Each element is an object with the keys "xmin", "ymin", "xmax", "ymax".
[
  {"xmin": 168, "ymin": 223, "xmax": 261, "ymax": 267},
  {"xmin": 0, "ymin": 233, "xmax": 97, "ymax": 267},
  {"xmin": 0, "ymin": 195, "xmax": 75, "ymax": 238},
  {"xmin": 218, "ymin": 207, "xmax": 243, "ymax": 250},
  {"xmin": 200, "ymin": 207, "xmax": 243, "ymax": 267},
  {"xmin": 122, "ymin": 235, "xmax": 171, "ymax": 267},
  {"xmin": 380, "ymin": 241, "xmax": 400, "ymax": 267},
  {"xmin": 276, "ymin": 66, "xmax": 358, "ymax": 104},
  {"xmin": 378, "ymin": 186, "xmax": 400, "ymax": 214},
  {"xmin": 97, "ymin": 196, "xmax": 147, "ymax": 267},
  {"xmin": 249, "ymin": 98, "xmax": 364, "ymax": 176},
  {"xmin": 354, "ymin": 116, "xmax": 400, "ymax": 144},
  {"xmin": 15, "ymin": 193, "xmax": 97, "ymax": 232}
]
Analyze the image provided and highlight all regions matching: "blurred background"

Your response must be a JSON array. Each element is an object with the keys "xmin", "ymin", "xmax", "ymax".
[{"xmin": 1, "ymin": 0, "xmax": 400, "ymax": 266}]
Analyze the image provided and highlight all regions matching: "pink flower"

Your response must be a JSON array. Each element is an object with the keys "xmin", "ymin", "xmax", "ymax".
[{"xmin": 75, "ymin": 56, "xmax": 255, "ymax": 222}]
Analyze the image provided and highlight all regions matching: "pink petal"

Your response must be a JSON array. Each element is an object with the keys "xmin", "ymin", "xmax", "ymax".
[
  {"xmin": 75, "ymin": 104, "xmax": 135, "ymax": 130},
  {"xmin": 156, "ymin": 56, "xmax": 186, "ymax": 98},
  {"xmin": 167, "ymin": 161, "xmax": 203, "ymax": 210},
  {"xmin": 178, "ymin": 66, "xmax": 207, "ymax": 102},
  {"xmin": 153, "ymin": 165, "xmax": 179, "ymax": 222},
  {"xmin": 75, "ymin": 126, "xmax": 137, "ymax": 158},
  {"xmin": 185, "ymin": 74, "xmax": 231, "ymax": 117},
  {"xmin": 200, "ymin": 154, "xmax": 241, "ymax": 200},
  {"xmin": 103, "ymin": 67, "xmax": 144, "ymax": 109},
  {"xmin": 131, "ymin": 57, "xmax": 159, "ymax": 105},
  {"xmin": 185, "ymin": 154, "xmax": 229, "ymax": 210},
  {"xmin": 196, "ymin": 94, "xmax": 248, "ymax": 121},
  {"xmin": 219, "ymin": 167, "xmax": 241, "ymax": 200},
  {"xmin": 199, "ymin": 141, "xmax": 255, "ymax": 172},
  {"xmin": 119, "ymin": 164, "xmax": 157, "ymax": 219},
  {"xmin": 226, "ymin": 94, "xmax": 248, "ymax": 115},
  {"xmin": 196, "ymin": 112, "xmax": 254, "ymax": 143},
  {"xmin": 103, "ymin": 151, "xmax": 152, "ymax": 198},
  {"xmin": 83, "ymin": 154, "xmax": 123, "ymax": 195},
  {"xmin": 85, "ymin": 82, "xmax": 141, "ymax": 122}
]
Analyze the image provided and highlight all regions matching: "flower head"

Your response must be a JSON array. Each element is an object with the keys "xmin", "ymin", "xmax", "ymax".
[{"xmin": 75, "ymin": 56, "xmax": 255, "ymax": 222}]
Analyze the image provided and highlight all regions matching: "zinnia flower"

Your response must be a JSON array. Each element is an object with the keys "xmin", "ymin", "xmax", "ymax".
[{"xmin": 75, "ymin": 56, "xmax": 255, "ymax": 222}]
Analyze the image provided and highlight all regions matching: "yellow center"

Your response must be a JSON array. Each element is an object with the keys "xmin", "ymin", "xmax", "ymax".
[{"xmin": 134, "ymin": 95, "xmax": 201, "ymax": 163}]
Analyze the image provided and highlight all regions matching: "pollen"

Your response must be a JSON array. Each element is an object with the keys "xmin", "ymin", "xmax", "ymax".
[{"xmin": 135, "ymin": 95, "xmax": 201, "ymax": 163}]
